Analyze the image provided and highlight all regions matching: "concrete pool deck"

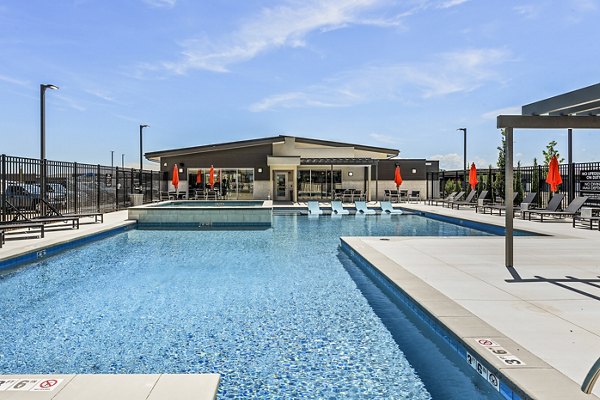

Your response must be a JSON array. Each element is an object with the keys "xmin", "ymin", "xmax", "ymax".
[{"xmin": 1, "ymin": 203, "xmax": 599, "ymax": 398}]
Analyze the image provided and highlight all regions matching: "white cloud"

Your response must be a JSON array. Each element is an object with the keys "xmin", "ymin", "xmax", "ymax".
[
  {"xmin": 369, "ymin": 133, "xmax": 398, "ymax": 145},
  {"xmin": 84, "ymin": 88, "xmax": 116, "ymax": 102},
  {"xmin": 481, "ymin": 106, "xmax": 521, "ymax": 120},
  {"xmin": 250, "ymin": 48, "xmax": 512, "ymax": 111},
  {"xmin": 142, "ymin": 0, "xmax": 176, "ymax": 8},
  {"xmin": 513, "ymin": 4, "xmax": 542, "ymax": 19},
  {"xmin": 0, "ymin": 74, "xmax": 29, "ymax": 86},
  {"xmin": 437, "ymin": 0, "xmax": 469, "ymax": 9},
  {"xmin": 429, "ymin": 153, "xmax": 490, "ymax": 170}
]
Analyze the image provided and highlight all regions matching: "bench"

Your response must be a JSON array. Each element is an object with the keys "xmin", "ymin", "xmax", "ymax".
[
  {"xmin": 0, "ymin": 223, "xmax": 45, "ymax": 248},
  {"xmin": 34, "ymin": 216, "xmax": 80, "ymax": 229}
]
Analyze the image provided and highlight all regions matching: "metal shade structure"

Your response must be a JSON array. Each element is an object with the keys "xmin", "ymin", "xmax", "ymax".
[{"xmin": 497, "ymin": 83, "xmax": 600, "ymax": 269}]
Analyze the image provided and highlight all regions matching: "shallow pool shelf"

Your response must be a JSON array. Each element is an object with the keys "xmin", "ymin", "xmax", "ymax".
[{"xmin": 128, "ymin": 200, "xmax": 273, "ymax": 229}]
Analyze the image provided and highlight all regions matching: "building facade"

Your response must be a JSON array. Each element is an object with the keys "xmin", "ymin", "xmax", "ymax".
[{"xmin": 145, "ymin": 135, "xmax": 439, "ymax": 201}]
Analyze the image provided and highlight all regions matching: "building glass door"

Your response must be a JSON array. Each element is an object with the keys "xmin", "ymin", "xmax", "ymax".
[{"xmin": 274, "ymin": 172, "xmax": 289, "ymax": 201}]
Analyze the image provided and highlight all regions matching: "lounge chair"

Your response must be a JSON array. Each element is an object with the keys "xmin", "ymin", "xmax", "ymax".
[
  {"xmin": 331, "ymin": 201, "xmax": 349, "ymax": 215},
  {"xmin": 380, "ymin": 201, "xmax": 403, "ymax": 214},
  {"xmin": 477, "ymin": 192, "xmax": 527, "ymax": 215},
  {"xmin": 355, "ymin": 201, "xmax": 376, "ymax": 214},
  {"xmin": 442, "ymin": 191, "xmax": 465, "ymax": 207},
  {"xmin": 449, "ymin": 190, "xmax": 478, "ymax": 209},
  {"xmin": 427, "ymin": 192, "xmax": 457, "ymax": 206},
  {"xmin": 522, "ymin": 196, "xmax": 587, "ymax": 222},
  {"xmin": 0, "ymin": 222, "xmax": 45, "ymax": 248},
  {"xmin": 40, "ymin": 198, "xmax": 103, "ymax": 224},
  {"xmin": 307, "ymin": 200, "xmax": 323, "ymax": 215}
]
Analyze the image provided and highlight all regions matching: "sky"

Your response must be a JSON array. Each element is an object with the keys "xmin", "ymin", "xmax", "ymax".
[{"xmin": 1, "ymin": 0, "xmax": 600, "ymax": 170}]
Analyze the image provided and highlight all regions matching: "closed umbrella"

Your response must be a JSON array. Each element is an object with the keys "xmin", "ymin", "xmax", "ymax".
[
  {"xmin": 209, "ymin": 165, "xmax": 215, "ymax": 189},
  {"xmin": 469, "ymin": 163, "xmax": 478, "ymax": 190},
  {"xmin": 172, "ymin": 164, "xmax": 179, "ymax": 193},
  {"xmin": 394, "ymin": 165, "xmax": 403, "ymax": 189},
  {"xmin": 546, "ymin": 155, "xmax": 562, "ymax": 192}
]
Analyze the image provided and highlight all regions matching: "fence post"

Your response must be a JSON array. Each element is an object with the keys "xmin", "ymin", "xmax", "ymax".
[
  {"xmin": 149, "ymin": 170, "xmax": 153, "ymax": 203},
  {"xmin": 1, "ymin": 154, "xmax": 5, "ymax": 222},
  {"xmin": 96, "ymin": 164, "xmax": 101, "ymax": 212},
  {"xmin": 115, "ymin": 167, "xmax": 120, "ymax": 210},
  {"xmin": 73, "ymin": 162, "xmax": 78, "ymax": 213}
]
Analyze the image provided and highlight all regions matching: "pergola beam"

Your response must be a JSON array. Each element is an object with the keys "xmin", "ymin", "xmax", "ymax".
[
  {"xmin": 522, "ymin": 83, "xmax": 600, "ymax": 116},
  {"xmin": 497, "ymin": 115, "xmax": 600, "ymax": 129}
]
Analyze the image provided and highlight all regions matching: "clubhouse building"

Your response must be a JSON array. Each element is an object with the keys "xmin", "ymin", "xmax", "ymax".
[{"xmin": 145, "ymin": 135, "xmax": 439, "ymax": 202}]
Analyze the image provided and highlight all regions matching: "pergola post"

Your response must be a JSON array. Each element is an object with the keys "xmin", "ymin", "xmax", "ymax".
[
  {"xmin": 505, "ymin": 127, "xmax": 514, "ymax": 268},
  {"xmin": 568, "ymin": 128, "xmax": 574, "ymax": 202}
]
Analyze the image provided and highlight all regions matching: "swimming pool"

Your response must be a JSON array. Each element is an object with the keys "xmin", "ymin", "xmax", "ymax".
[{"xmin": 0, "ymin": 215, "xmax": 501, "ymax": 399}]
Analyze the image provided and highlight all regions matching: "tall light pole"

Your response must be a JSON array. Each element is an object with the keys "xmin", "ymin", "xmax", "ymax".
[
  {"xmin": 40, "ymin": 84, "xmax": 59, "ymax": 161},
  {"xmin": 139, "ymin": 124, "xmax": 149, "ymax": 185},
  {"xmin": 111, "ymin": 150, "xmax": 114, "ymax": 168},
  {"xmin": 40, "ymin": 83, "xmax": 59, "ymax": 215},
  {"xmin": 457, "ymin": 128, "xmax": 467, "ymax": 190},
  {"xmin": 121, "ymin": 154, "xmax": 125, "ymax": 168}
]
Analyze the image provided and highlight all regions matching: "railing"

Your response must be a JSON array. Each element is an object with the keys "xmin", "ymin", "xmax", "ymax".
[
  {"xmin": 1, "ymin": 154, "xmax": 159, "ymax": 222},
  {"xmin": 427, "ymin": 161, "xmax": 600, "ymax": 209}
]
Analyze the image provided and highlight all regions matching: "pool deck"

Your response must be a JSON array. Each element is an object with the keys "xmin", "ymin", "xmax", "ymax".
[{"xmin": 1, "ymin": 203, "xmax": 599, "ymax": 399}]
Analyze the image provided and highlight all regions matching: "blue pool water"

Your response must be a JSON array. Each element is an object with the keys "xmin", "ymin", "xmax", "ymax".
[{"xmin": 0, "ymin": 215, "xmax": 500, "ymax": 399}]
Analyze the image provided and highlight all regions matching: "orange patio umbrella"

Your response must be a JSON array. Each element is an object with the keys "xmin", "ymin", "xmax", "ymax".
[
  {"xmin": 196, "ymin": 169, "xmax": 202, "ymax": 184},
  {"xmin": 172, "ymin": 164, "xmax": 179, "ymax": 191},
  {"xmin": 546, "ymin": 155, "xmax": 562, "ymax": 192},
  {"xmin": 469, "ymin": 163, "xmax": 478, "ymax": 190},
  {"xmin": 209, "ymin": 165, "xmax": 215, "ymax": 189},
  {"xmin": 394, "ymin": 165, "xmax": 403, "ymax": 189}
]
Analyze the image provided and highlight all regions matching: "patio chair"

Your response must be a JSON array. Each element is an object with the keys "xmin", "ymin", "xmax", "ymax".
[
  {"xmin": 399, "ymin": 189, "xmax": 408, "ymax": 202},
  {"xmin": 408, "ymin": 190, "xmax": 420, "ymax": 203},
  {"xmin": 159, "ymin": 191, "xmax": 174, "ymax": 201},
  {"xmin": 342, "ymin": 189, "xmax": 354, "ymax": 203},
  {"xmin": 353, "ymin": 190, "xmax": 365, "ymax": 202},
  {"xmin": 380, "ymin": 201, "xmax": 403, "ymax": 214},
  {"xmin": 522, "ymin": 195, "xmax": 587, "ymax": 222},
  {"xmin": 383, "ymin": 189, "xmax": 392, "ymax": 201},
  {"xmin": 355, "ymin": 201, "xmax": 376, "ymax": 214},
  {"xmin": 451, "ymin": 190, "xmax": 485, "ymax": 210},
  {"xmin": 389, "ymin": 190, "xmax": 401, "ymax": 203},
  {"xmin": 331, "ymin": 200, "xmax": 349, "ymax": 215},
  {"xmin": 307, "ymin": 200, "xmax": 323, "ymax": 215}
]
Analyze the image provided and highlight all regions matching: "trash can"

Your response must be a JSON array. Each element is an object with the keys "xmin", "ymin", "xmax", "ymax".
[{"xmin": 129, "ymin": 193, "xmax": 144, "ymax": 206}]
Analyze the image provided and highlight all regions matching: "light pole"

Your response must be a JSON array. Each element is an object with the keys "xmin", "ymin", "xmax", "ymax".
[
  {"xmin": 111, "ymin": 150, "xmax": 114, "ymax": 168},
  {"xmin": 139, "ymin": 124, "xmax": 149, "ymax": 186},
  {"xmin": 40, "ymin": 83, "xmax": 59, "ymax": 215},
  {"xmin": 457, "ymin": 128, "xmax": 467, "ymax": 191},
  {"xmin": 121, "ymin": 154, "xmax": 125, "ymax": 168}
]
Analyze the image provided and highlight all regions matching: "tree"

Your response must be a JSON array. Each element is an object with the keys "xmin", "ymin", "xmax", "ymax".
[
  {"xmin": 444, "ymin": 179, "xmax": 455, "ymax": 195},
  {"xmin": 542, "ymin": 140, "xmax": 564, "ymax": 165},
  {"xmin": 494, "ymin": 129, "xmax": 506, "ymax": 199},
  {"xmin": 514, "ymin": 161, "xmax": 524, "ymax": 204}
]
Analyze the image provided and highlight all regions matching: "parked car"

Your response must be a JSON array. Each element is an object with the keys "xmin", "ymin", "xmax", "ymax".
[{"xmin": 2, "ymin": 183, "xmax": 43, "ymax": 210}]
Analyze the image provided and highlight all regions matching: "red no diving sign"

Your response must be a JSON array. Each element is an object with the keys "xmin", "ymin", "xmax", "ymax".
[{"xmin": 32, "ymin": 379, "xmax": 63, "ymax": 392}]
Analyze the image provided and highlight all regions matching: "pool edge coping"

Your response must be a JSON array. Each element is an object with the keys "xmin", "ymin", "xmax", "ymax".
[{"xmin": 340, "ymin": 236, "xmax": 597, "ymax": 400}]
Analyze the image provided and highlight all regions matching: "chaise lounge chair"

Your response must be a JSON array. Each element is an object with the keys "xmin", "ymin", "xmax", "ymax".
[
  {"xmin": 478, "ymin": 192, "xmax": 530, "ymax": 216},
  {"xmin": 307, "ymin": 200, "xmax": 323, "ymax": 215},
  {"xmin": 380, "ymin": 201, "xmax": 403, "ymax": 214},
  {"xmin": 355, "ymin": 201, "xmax": 376, "ymax": 214},
  {"xmin": 427, "ymin": 192, "xmax": 457, "ymax": 206},
  {"xmin": 449, "ymin": 190, "xmax": 479, "ymax": 210},
  {"xmin": 522, "ymin": 195, "xmax": 587, "ymax": 222},
  {"xmin": 331, "ymin": 200, "xmax": 349, "ymax": 215},
  {"xmin": 441, "ymin": 191, "xmax": 465, "ymax": 207}
]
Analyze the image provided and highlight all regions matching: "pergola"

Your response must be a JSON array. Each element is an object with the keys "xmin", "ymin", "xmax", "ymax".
[{"xmin": 497, "ymin": 83, "xmax": 600, "ymax": 268}]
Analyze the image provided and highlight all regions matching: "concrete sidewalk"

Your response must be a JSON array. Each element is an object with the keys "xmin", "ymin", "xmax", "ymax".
[{"xmin": 345, "ymin": 202, "xmax": 600, "ymax": 399}]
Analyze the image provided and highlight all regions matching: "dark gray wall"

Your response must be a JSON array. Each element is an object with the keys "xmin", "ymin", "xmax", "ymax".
[
  {"xmin": 159, "ymin": 144, "xmax": 272, "ymax": 181},
  {"xmin": 373, "ymin": 159, "xmax": 438, "ymax": 180}
]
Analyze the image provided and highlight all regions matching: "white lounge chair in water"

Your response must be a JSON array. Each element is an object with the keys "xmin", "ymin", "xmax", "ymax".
[
  {"xmin": 380, "ymin": 201, "xmax": 403, "ymax": 214},
  {"xmin": 355, "ymin": 201, "xmax": 376, "ymax": 214},
  {"xmin": 331, "ymin": 201, "xmax": 349, "ymax": 215},
  {"xmin": 307, "ymin": 200, "xmax": 323, "ymax": 215}
]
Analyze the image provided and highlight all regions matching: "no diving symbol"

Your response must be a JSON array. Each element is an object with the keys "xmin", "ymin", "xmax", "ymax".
[
  {"xmin": 40, "ymin": 380, "xmax": 57, "ymax": 389},
  {"xmin": 478, "ymin": 339, "xmax": 494, "ymax": 346}
]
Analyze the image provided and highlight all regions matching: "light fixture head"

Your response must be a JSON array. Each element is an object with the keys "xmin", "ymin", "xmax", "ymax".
[
  {"xmin": 42, "ymin": 83, "xmax": 59, "ymax": 90},
  {"xmin": 257, "ymin": 168, "xmax": 263, "ymax": 173},
  {"xmin": 348, "ymin": 171, "xmax": 353, "ymax": 176},
  {"xmin": 140, "ymin": 124, "xmax": 149, "ymax": 128},
  {"xmin": 457, "ymin": 128, "xmax": 466, "ymax": 133}
]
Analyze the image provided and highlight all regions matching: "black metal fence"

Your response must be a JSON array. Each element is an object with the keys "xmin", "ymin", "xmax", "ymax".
[
  {"xmin": 1, "ymin": 154, "xmax": 159, "ymax": 222},
  {"xmin": 427, "ymin": 161, "xmax": 600, "ymax": 208}
]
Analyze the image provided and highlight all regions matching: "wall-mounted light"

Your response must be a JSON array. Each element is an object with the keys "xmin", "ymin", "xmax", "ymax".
[
  {"xmin": 179, "ymin": 162, "xmax": 185, "ymax": 167},
  {"xmin": 412, "ymin": 168, "xmax": 417, "ymax": 174},
  {"xmin": 257, "ymin": 168, "xmax": 263, "ymax": 173},
  {"xmin": 348, "ymin": 171, "xmax": 353, "ymax": 176},
  {"xmin": 179, "ymin": 168, "xmax": 183, "ymax": 173},
  {"xmin": 163, "ymin": 162, "xmax": 167, "ymax": 167}
]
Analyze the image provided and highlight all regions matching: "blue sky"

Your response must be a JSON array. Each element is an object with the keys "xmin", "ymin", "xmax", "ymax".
[{"xmin": 1, "ymin": 0, "xmax": 599, "ymax": 170}]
